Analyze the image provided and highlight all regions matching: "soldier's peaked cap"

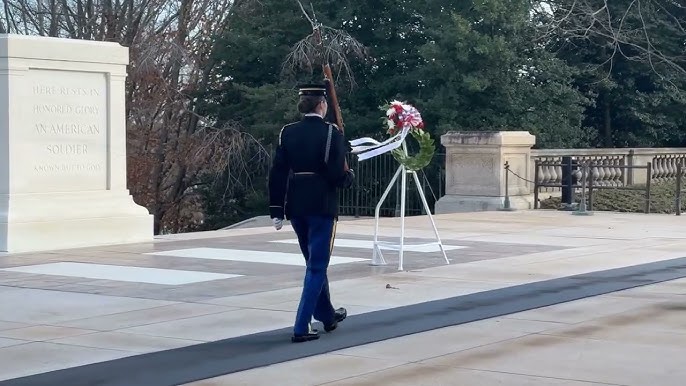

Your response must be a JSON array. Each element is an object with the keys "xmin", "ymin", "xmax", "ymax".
[{"xmin": 298, "ymin": 83, "xmax": 327, "ymax": 97}]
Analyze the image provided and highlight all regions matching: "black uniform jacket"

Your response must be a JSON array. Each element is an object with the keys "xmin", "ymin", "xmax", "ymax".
[{"xmin": 268, "ymin": 115, "xmax": 354, "ymax": 220}]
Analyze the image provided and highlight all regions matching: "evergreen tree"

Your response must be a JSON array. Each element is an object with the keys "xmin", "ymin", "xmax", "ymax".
[
  {"xmin": 419, "ymin": 0, "xmax": 592, "ymax": 148},
  {"xmin": 541, "ymin": 0, "xmax": 686, "ymax": 147}
]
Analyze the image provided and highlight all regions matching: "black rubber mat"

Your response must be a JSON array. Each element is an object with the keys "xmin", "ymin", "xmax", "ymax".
[{"xmin": 3, "ymin": 256, "xmax": 686, "ymax": 386}]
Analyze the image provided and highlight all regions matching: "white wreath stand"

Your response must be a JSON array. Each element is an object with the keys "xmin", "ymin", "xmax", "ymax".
[{"xmin": 370, "ymin": 143, "xmax": 450, "ymax": 271}]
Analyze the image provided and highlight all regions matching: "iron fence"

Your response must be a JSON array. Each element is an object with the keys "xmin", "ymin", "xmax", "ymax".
[
  {"xmin": 533, "ymin": 160, "xmax": 654, "ymax": 214},
  {"xmin": 339, "ymin": 151, "xmax": 446, "ymax": 217}
]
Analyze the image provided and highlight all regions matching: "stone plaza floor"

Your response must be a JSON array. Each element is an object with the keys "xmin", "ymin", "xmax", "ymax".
[{"xmin": 0, "ymin": 210, "xmax": 685, "ymax": 385}]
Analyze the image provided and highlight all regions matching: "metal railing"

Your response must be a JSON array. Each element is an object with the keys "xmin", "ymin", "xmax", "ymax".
[
  {"xmin": 676, "ymin": 163, "xmax": 685, "ymax": 216},
  {"xmin": 533, "ymin": 160, "xmax": 587, "ymax": 210},
  {"xmin": 531, "ymin": 148, "xmax": 686, "ymax": 194},
  {"xmin": 338, "ymin": 152, "xmax": 445, "ymax": 217},
  {"xmin": 532, "ymin": 160, "xmax": 654, "ymax": 214},
  {"xmin": 587, "ymin": 162, "xmax": 653, "ymax": 214}
]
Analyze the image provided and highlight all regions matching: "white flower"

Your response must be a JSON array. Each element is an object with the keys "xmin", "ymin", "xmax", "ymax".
[
  {"xmin": 386, "ymin": 107, "xmax": 395, "ymax": 117},
  {"xmin": 386, "ymin": 119, "xmax": 395, "ymax": 129}
]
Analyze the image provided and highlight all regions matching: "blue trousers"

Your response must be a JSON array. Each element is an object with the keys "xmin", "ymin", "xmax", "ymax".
[{"xmin": 290, "ymin": 215, "xmax": 337, "ymax": 335}]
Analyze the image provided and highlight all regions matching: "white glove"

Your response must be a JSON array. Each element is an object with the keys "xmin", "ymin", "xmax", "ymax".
[{"xmin": 272, "ymin": 218, "xmax": 283, "ymax": 230}]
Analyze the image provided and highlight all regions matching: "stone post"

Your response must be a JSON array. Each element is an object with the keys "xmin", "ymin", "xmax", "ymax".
[
  {"xmin": 627, "ymin": 149, "xmax": 655, "ymax": 185},
  {"xmin": 435, "ymin": 131, "xmax": 536, "ymax": 213},
  {"xmin": 0, "ymin": 35, "xmax": 153, "ymax": 253}
]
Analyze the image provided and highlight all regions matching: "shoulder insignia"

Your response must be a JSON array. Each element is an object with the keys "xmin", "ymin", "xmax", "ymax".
[
  {"xmin": 278, "ymin": 122, "xmax": 298, "ymax": 146},
  {"xmin": 278, "ymin": 126, "xmax": 285, "ymax": 146}
]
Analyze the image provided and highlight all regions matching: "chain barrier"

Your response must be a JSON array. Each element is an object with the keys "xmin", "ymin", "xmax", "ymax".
[
  {"xmin": 502, "ymin": 161, "xmax": 593, "ymax": 214},
  {"xmin": 505, "ymin": 166, "xmax": 536, "ymax": 184},
  {"xmin": 500, "ymin": 162, "xmax": 523, "ymax": 211}
]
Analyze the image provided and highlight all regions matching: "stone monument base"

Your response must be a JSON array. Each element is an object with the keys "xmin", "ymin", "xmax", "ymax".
[
  {"xmin": 438, "ymin": 131, "xmax": 537, "ymax": 214},
  {"xmin": 0, "ymin": 35, "xmax": 154, "ymax": 253},
  {"xmin": 435, "ymin": 194, "xmax": 534, "ymax": 213},
  {"xmin": 0, "ymin": 191, "xmax": 153, "ymax": 253}
]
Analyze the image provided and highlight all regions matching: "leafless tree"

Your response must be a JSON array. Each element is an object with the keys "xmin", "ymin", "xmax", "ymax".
[
  {"xmin": 534, "ymin": 0, "xmax": 686, "ymax": 80},
  {"xmin": 533, "ymin": 0, "xmax": 686, "ymax": 146},
  {"xmin": 282, "ymin": 0, "xmax": 368, "ymax": 89},
  {"xmin": 0, "ymin": 0, "xmax": 267, "ymax": 234}
]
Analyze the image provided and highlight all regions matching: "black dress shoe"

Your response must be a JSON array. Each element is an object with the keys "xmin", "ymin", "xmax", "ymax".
[
  {"xmin": 324, "ymin": 307, "xmax": 347, "ymax": 332},
  {"xmin": 292, "ymin": 324, "xmax": 319, "ymax": 343},
  {"xmin": 291, "ymin": 331, "xmax": 319, "ymax": 343}
]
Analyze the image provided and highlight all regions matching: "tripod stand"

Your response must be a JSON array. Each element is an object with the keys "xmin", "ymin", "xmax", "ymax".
[{"xmin": 370, "ymin": 143, "xmax": 450, "ymax": 271}]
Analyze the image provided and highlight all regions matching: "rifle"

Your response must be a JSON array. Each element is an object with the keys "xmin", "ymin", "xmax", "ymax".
[
  {"xmin": 323, "ymin": 66, "xmax": 344, "ymax": 131},
  {"xmin": 323, "ymin": 65, "xmax": 350, "ymax": 171}
]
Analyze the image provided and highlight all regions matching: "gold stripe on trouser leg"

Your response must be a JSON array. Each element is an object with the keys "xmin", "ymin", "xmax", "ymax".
[{"xmin": 329, "ymin": 220, "xmax": 338, "ymax": 255}]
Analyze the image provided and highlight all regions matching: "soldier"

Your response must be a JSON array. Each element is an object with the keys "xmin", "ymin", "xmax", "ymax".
[{"xmin": 268, "ymin": 83, "xmax": 355, "ymax": 343}]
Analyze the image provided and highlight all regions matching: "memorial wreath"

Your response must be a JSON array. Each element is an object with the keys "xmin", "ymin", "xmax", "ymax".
[
  {"xmin": 349, "ymin": 100, "xmax": 435, "ymax": 172},
  {"xmin": 382, "ymin": 101, "xmax": 435, "ymax": 171}
]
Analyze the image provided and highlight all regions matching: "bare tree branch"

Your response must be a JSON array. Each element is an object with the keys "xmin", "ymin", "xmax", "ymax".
[
  {"xmin": 536, "ymin": 0, "xmax": 686, "ymax": 81},
  {"xmin": 282, "ymin": 0, "xmax": 368, "ymax": 88}
]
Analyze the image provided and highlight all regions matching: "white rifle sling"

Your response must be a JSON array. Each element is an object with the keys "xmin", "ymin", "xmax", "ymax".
[{"xmin": 324, "ymin": 124, "xmax": 333, "ymax": 164}]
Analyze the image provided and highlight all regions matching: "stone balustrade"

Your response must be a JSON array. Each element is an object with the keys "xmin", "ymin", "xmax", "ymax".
[
  {"xmin": 651, "ymin": 152, "xmax": 686, "ymax": 181},
  {"xmin": 435, "ymin": 130, "xmax": 686, "ymax": 213},
  {"xmin": 532, "ymin": 148, "xmax": 686, "ymax": 194}
]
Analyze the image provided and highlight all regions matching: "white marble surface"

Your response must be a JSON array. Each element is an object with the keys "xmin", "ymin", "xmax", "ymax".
[
  {"xmin": 52, "ymin": 331, "xmax": 203, "ymax": 354},
  {"xmin": 0, "ymin": 287, "xmax": 172, "ymax": 324},
  {"xmin": 0, "ymin": 210, "xmax": 685, "ymax": 383},
  {"xmin": 0, "ymin": 325, "xmax": 96, "ymax": 341},
  {"xmin": 59, "ymin": 303, "xmax": 235, "ymax": 331},
  {"xmin": 146, "ymin": 247, "xmax": 369, "ymax": 266},
  {"xmin": 189, "ymin": 354, "xmax": 406, "ymax": 386},
  {"xmin": 0, "ymin": 262, "xmax": 242, "ymax": 285},
  {"xmin": 120, "ymin": 308, "xmax": 297, "ymax": 341},
  {"xmin": 194, "ymin": 282, "xmax": 686, "ymax": 386},
  {"xmin": 271, "ymin": 238, "xmax": 468, "ymax": 252},
  {"xmin": 0, "ymin": 342, "xmax": 132, "ymax": 381},
  {"xmin": 0, "ymin": 338, "xmax": 27, "ymax": 349}
]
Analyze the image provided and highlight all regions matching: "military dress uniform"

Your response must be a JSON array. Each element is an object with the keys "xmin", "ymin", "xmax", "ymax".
[{"xmin": 269, "ymin": 84, "xmax": 355, "ymax": 343}]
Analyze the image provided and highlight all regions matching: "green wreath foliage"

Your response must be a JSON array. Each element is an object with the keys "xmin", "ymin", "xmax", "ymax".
[{"xmin": 391, "ymin": 129, "xmax": 435, "ymax": 171}]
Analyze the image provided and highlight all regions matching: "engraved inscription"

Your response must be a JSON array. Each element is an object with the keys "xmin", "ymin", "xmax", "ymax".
[
  {"xmin": 32, "ymin": 85, "xmax": 101, "ymax": 97},
  {"xmin": 447, "ymin": 154, "xmax": 498, "ymax": 195},
  {"xmin": 34, "ymin": 163, "xmax": 103, "ymax": 173},
  {"xmin": 450, "ymin": 154, "xmax": 495, "ymax": 172},
  {"xmin": 23, "ymin": 69, "xmax": 108, "ymax": 191},
  {"xmin": 46, "ymin": 144, "xmax": 89, "ymax": 155},
  {"xmin": 33, "ymin": 104, "xmax": 100, "ymax": 115},
  {"xmin": 35, "ymin": 123, "xmax": 101, "ymax": 135}
]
